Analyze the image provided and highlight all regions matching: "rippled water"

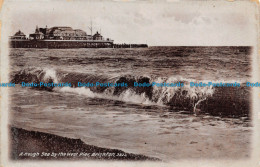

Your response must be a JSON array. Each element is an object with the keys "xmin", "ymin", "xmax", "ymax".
[
  {"xmin": 9, "ymin": 47, "xmax": 252, "ymax": 160},
  {"xmin": 10, "ymin": 47, "xmax": 251, "ymax": 80}
]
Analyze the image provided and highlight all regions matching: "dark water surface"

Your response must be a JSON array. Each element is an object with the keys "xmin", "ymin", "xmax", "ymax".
[{"xmin": 9, "ymin": 47, "xmax": 252, "ymax": 160}]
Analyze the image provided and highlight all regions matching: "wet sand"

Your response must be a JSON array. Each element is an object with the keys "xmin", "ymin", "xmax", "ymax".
[{"xmin": 10, "ymin": 127, "xmax": 160, "ymax": 161}]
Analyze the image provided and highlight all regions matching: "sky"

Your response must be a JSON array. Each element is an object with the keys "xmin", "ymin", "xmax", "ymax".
[{"xmin": 2, "ymin": 0, "xmax": 258, "ymax": 46}]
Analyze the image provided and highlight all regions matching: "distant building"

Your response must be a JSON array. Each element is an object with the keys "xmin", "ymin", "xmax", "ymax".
[
  {"xmin": 29, "ymin": 26, "xmax": 44, "ymax": 40},
  {"xmin": 38, "ymin": 26, "xmax": 92, "ymax": 40},
  {"xmin": 9, "ymin": 24, "xmax": 149, "ymax": 48},
  {"xmin": 10, "ymin": 30, "xmax": 26, "ymax": 39},
  {"xmin": 93, "ymin": 31, "xmax": 103, "ymax": 40},
  {"xmin": 11, "ymin": 25, "xmax": 108, "ymax": 41}
]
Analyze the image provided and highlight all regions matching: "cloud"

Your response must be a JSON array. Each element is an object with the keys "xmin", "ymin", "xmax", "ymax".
[{"xmin": 163, "ymin": 12, "xmax": 201, "ymax": 24}]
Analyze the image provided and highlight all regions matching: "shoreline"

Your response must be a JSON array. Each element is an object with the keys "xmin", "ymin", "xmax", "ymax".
[{"xmin": 10, "ymin": 127, "xmax": 160, "ymax": 161}]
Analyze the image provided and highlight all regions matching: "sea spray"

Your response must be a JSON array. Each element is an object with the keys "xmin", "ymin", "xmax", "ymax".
[{"xmin": 10, "ymin": 67, "xmax": 250, "ymax": 117}]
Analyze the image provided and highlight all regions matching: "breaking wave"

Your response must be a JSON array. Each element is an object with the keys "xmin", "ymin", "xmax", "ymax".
[{"xmin": 11, "ymin": 67, "xmax": 250, "ymax": 117}]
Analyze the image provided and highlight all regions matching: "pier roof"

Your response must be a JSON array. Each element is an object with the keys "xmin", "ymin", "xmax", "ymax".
[{"xmin": 14, "ymin": 30, "xmax": 25, "ymax": 36}]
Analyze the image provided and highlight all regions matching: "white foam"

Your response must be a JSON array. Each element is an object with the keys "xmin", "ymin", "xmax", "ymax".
[
  {"xmin": 58, "ymin": 87, "xmax": 96, "ymax": 98},
  {"xmin": 43, "ymin": 68, "xmax": 59, "ymax": 83},
  {"xmin": 58, "ymin": 87, "xmax": 156, "ymax": 106},
  {"xmin": 118, "ymin": 89, "xmax": 153, "ymax": 105},
  {"xmin": 151, "ymin": 76, "xmax": 215, "ymax": 105}
]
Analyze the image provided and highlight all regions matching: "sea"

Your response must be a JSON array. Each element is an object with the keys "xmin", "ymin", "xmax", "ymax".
[{"xmin": 9, "ymin": 46, "xmax": 252, "ymax": 161}]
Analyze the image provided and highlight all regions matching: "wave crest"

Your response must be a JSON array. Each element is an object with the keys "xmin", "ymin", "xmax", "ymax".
[{"xmin": 11, "ymin": 68, "xmax": 250, "ymax": 117}]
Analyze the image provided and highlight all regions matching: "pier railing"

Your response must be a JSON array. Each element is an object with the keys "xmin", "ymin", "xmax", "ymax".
[{"xmin": 113, "ymin": 44, "xmax": 148, "ymax": 48}]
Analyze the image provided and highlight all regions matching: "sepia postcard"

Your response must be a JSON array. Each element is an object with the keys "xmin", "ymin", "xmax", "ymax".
[{"xmin": 0, "ymin": 0, "xmax": 260, "ymax": 167}]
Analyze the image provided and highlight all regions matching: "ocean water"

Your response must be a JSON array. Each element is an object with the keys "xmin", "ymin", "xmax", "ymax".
[{"xmin": 9, "ymin": 47, "xmax": 252, "ymax": 160}]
